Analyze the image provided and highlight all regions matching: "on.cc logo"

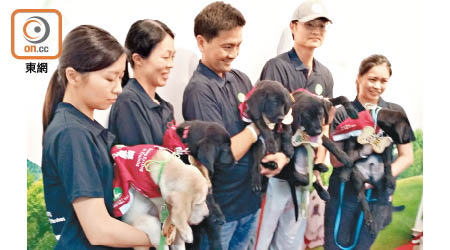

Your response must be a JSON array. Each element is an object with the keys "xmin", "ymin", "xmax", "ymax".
[
  {"xmin": 11, "ymin": 9, "xmax": 62, "ymax": 60},
  {"xmin": 23, "ymin": 16, "xmax": 50, "ymax": 44}
]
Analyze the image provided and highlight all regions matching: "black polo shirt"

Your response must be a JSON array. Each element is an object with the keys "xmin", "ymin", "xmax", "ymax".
[
  {"xmin": 260, "ymin": 48, "xmax": 334, "ymax": 98},
  {"xmin": 108, "ymin": 78, "xmax": 175, "ymax": 146},
  {"xmin": 42, "ymin": 102, "xmax": 120, "ymax": 250},
  {"xmin": 182, "ymin": 61, "xmax": 260, "ymax": 221}
]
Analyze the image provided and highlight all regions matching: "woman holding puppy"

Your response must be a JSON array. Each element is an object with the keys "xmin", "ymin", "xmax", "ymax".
[
  {"xmin": 108, "ymin": 19, "xmax": 176, "ymax": 146},
  {"xmin": 324, "ymin": 54, "xmax": 415, "ymax": 249},
  {"xmin": 42, "ymin": 25, "xmax": 152, "ymax": 249}
]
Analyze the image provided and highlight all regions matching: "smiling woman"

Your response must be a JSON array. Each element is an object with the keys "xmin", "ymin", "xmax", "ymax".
[
  {"xmin": 325, "ymin": 54, "xmax": 415, "ymax": 249},
  {"xmin": 108, "ymin": 19, "xmax": 177, "ymax": 147}
]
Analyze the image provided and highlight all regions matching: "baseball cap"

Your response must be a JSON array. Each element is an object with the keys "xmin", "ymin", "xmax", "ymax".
[{"xmin": 291, "ymin": 0, "xmax": 332, "ymax": 23}]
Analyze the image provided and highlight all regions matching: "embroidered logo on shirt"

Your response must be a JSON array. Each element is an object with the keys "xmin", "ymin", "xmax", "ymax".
[
  {"xmin": 237, "ymin": 92, "xmax": 246, "ymax": 103},
  {"xmin": 314, "ymin": 84, "xmax": 323, "ymax": 96}
]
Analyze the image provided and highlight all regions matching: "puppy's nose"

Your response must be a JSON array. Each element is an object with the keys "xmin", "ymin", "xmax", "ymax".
[{"xmin": 275, "ymin": 116, "xmax": 284, "ymax": 123}]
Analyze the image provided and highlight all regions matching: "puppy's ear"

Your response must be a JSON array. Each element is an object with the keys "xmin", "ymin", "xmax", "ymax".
[
  {"xmin": 166, "ymin": 191, "xmax": 193, "ymax": 243},
  {"xmin": 246, "ymin": 88, "xmax": 266, "ymax": 120},
  {"xmin": 322, "ymin": 100, "xmax": 332, "ymax": 125},
  {"xmin": 292, "ymin": 103, "xmax": 302, "ymax": 132},
  {"xmin": 196, "ymin": 139, "xmax": 216, "ymax": 176},
  {"xmin": 175, "ymin": 122, "xmax": 188, "ymax": 139},
  {"xmin": 217, "ymin": 145, "xmax": 235, "ymax": 166},
  {"xmin": 283, "ymin": 88, "xmax": 293, "ymax": 114},
  {"xmin": 378, "ymin": 109, "xmax": 415, "ymax": 144}
]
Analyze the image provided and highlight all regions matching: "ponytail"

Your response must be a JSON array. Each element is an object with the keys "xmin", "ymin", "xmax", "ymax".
[
  {"xmin": 122, "ymin": 60, "xmax": 130, "ymax": 87},
  {"xmin": 42, "ymin": 69, "xmax": 66, "ymax": 137}
]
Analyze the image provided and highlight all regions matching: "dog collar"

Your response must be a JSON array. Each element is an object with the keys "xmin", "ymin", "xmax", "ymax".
[
  {"xmin": 144, "ymin": 151, "xmax": 179, "ymax": 185},
  {"xmin": 238, "ymin": 87, "xmax": 257, "ymax": 123},
  {"xmin": 292, "ymin": 127, "xmax": 322, "ymax": 148},
  {"xmin": 356, "ymin": 106, "xmax": 392, "ymax": 154}
]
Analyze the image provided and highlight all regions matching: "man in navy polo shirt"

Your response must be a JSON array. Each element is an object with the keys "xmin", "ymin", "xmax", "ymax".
[
  {"xmin": 256, "ymin": 0, "xmax": 334, "ymax": 249},
  {"xmin": 182, "ymin": 2, "xmax": 290, "ymax": 250}
]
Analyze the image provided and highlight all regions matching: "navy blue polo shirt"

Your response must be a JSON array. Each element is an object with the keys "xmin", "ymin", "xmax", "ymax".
[
  {"xmin": 42, "ymin": 102, "xmax": 121, "ymax": 250},
  {"xmin": 182, "ymin": 61, "xmax": 260, "ymax": 221},
  {"xmin": 260, "ymin": 48, "xmax": 334, "ymax": 97},
  {"xmin": 108, "ymin": 78, "xmax": 175, "ymax": 146}
]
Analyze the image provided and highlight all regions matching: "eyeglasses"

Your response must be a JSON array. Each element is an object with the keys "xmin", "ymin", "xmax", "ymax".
[{"xmin": 300, "ymin": 20, "xmax": 328, "ymax": 32}]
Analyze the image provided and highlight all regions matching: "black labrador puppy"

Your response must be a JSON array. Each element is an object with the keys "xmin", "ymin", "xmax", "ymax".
[
  {"xmin": 163, "ymin": 120, "xmax": 234, "ymax": 250},
  {"xmin": 331, "ymin": 108, "xmax": 415, "ymax": 232},
  {"xmin": 275, "ymin": 90, "xmax": 358, "ymax": 220},
  {"xmin": 243, "ymin": 80, "xmax": 295, "ymax": 193}
]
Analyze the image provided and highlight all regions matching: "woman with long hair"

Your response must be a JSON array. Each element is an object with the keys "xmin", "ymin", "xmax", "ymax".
[{"xmin": 42, "ymin": 25, "xmax": 152, "ymax": 249}]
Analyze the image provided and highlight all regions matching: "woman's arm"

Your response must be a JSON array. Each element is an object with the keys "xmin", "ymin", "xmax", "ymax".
[
  {"xmin": 73, "ymin": 197, "xmax": 152, "ymax": 248},
  {"xmin": 391, "ymin": 142, "xmax": 414, "ymax": 177}
]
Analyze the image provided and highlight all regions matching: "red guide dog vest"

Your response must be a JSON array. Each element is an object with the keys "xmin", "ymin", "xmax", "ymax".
[
  {"xmin": 331, "ymin": 110, "xmax": 380, "ymax": 142},
  {"xmin": 111, "ymin": 144, "xmax": 163, "ymax": 217}
]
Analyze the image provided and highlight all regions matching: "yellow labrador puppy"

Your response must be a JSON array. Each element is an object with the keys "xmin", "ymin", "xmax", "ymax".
[{"xmin": 111, "ymin": 145, "xmax": 209, "ymax": 250}]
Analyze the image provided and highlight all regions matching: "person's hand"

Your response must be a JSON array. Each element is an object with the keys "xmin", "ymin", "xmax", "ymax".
[{"xmin": 260, "ymin": 152, "xmax": 290, "ymax": 177}]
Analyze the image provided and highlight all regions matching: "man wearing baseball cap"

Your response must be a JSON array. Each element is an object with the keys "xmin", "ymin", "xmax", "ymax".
[{"xmin": 256, "ymin": 0, "xmax": 333, "ymax": 249}]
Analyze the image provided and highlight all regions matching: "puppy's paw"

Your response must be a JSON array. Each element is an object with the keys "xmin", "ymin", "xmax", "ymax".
[
  {"xmin": 313, "ymin": 181, "xmax": 330, "ymax": 201},
  {"xmin": 163, "ymin": 223, "xmax": 176, "ymax": 245},
  {"xmin": 364, "ymin": 212, "xmax": 374, "ymax": 228},
  {"xmin": 261, "ymin": 161, "xmax": 278, "ymax": 170},
  {"xmin": 252, "ymin": 183, "xmax": 262, "ymax": 193},
  {"xmin": 179, "ymin": 227, "xmax": 193, "ymax": 243},
  {"xmin": 313, "ymin": 163, "xmax": 329, "ymax": 173},
  {"xmin": 252, "ymin": 171, "xmax": 262, "ymax": 193},
  {"xmin": 131, "ymin": 215, "xmax": 162, "ymax": 248},
  {"xmin": 208, "ymin": 203, "xmax": 225, "ymax": 225}
]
